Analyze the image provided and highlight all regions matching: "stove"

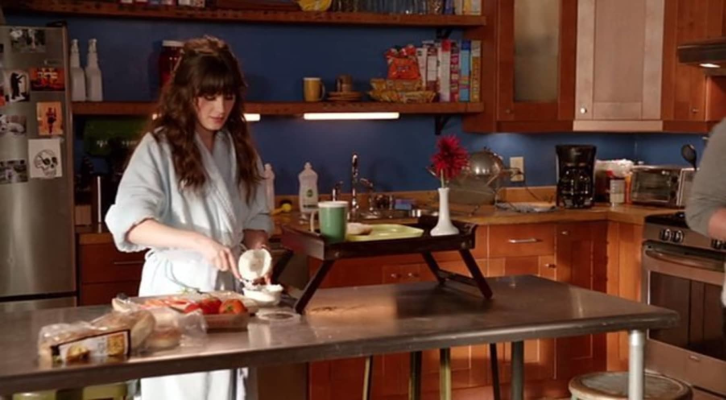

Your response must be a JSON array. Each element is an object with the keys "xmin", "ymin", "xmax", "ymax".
[
  {"xmin": 644, "ymin": 212, "xmax": 726, "ymax": 253},
  {"xmin": 642, "ymin": 212, "xmax": 726, "ymax": 397}
]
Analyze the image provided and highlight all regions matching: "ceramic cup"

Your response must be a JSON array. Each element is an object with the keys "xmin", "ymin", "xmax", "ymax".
[
  {"xmin": 309, "ymin": 201, "xmax": 348, "ymax": 243},
  {"xmin": 303, "ymin": 77, "xmax": 326, "ymax": 102},
  {"xmin": 336, "ymin": 74, "xmax": 353, "ymax": 92}
]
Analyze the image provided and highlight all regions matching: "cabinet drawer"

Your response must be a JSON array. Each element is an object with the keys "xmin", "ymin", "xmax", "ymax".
[
  {"xmin": 79, "ymin": 243, "xmax": 145, "ymax": 284},
  {"xmin": 489, "ymin": 224, "xmax": 555, "ymax": 258},
  {"xmin": 80, "ymin": 281, "xmax": 140, "ymax": 306}
]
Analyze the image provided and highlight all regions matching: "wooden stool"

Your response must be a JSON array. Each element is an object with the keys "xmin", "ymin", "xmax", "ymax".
[{"xmin": 569, "ymin": 372, "xmax": 691, "ymax": 400}]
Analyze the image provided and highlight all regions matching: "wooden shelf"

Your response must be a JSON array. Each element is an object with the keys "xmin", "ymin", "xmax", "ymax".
[
  {"xmin": 72, "ymin": 101, "xmax": 484, "ymax": 116},
  {"xmin": 10, "ymin": 0, "xmax": 486, "ymax": 27}
]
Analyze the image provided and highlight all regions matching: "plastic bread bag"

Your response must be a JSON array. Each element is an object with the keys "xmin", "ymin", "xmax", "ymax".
[
  {"xmin": 36, "ymin": 310, "xmax": 151, "ymax": 365},
  {"xmin": 112, "ymin": 296, "xmax": 208, "ymax": 350}
]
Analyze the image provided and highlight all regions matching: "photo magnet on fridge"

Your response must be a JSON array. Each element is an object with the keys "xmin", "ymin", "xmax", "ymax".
[
  {"xmin": 28, "ymin": 139, "xmax": 62, "ymax": 179},
  {"xmin": 0, "ymin": 115, "xmax": 26, "ymax": 137},
  {"xmin": 0, "ymin": 159, "xmax": 29, "ymax": 185},
  {"xmin": 9, "ymin": 28, "xmax": 46, "ymax": 53},
  {"xmin": 4, "ymin": 70, "xmax": 30, "ymax": 103},
  {"xmin": 37, "ymin": 101, "xmax": 63, "ymax": 136},
  {"xmin": 30, "ymin": 67, "xmax": 65, "ymax": 91}
]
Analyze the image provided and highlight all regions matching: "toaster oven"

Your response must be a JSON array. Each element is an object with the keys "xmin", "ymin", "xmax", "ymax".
[{"xmin": 630, "ymin": 166, "xmax": 695, "ymax": 208}]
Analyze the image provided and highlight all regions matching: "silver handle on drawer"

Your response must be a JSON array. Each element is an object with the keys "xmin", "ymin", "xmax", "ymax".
[
  {"xmin": 407, "ymin": 272, "xmax": 419, "ymax": 278},
  {"xmin": 507, "ymin": 238, "xmax": 541, "ymax": 244},
  {"xmin": 545, "ymin": 263, "xmax": 556, "ymax": 269},
  {"xmin": 390, "ymin": 273, "xmax": 401, "ymax": 279},
  {"xmin": 112, "ymin": 260, "xmax": 144, "ymax": 266}
]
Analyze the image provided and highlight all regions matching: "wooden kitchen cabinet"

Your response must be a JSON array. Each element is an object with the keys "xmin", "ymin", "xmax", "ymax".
[
  {"xmin": 78, "ymin": 242, "xmax": 144, "ymax": 306},
  {"xmin": 463, "ymin": 0, "xmax": 577, "ymax": 133},
  {"xmin": 661, "ymin": 0, "xmax": 726, "ymax": 133},
  {"xmin": 553, "ymin": 222, "xmax": 608, "ymax": 380},
  {"xmin": 574, "ymin": 0, "xmax": 666, "ymax": 131},
  {"xmin": 605, "ymin": 222, "xmax": 644, "ymax": 371}
]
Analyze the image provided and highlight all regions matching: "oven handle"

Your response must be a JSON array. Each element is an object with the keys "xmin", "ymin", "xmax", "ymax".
[{"xmin": 644, "ymin": 249, "xmax": 724, "ymax": 273}]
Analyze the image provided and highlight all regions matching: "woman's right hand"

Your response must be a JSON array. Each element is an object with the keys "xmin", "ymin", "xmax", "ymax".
[{"xmin": 194, "ymin": 235, "xmax": 241, "ymax": 280}]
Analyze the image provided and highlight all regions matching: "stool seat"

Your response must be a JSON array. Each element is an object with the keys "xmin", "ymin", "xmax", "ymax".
[{"xmin": 569, "ymin": 372, "xmax": 691, "ymax": 400}]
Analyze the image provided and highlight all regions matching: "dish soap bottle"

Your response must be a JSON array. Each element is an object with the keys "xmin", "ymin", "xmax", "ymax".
[
  {"xmin": 85, "ymin": 38, "xmax": 103, "ymax": 102},
  {"xmin": 70, "ymin": 39, "xmax": 86, "ymax": 102},
  {"xmin": 264, "ymin": 163, "xmax": 275, "ymax": 213},
  {"xmin": 298, "ymin": 162, "xmax": 318, "ymax": 214}
]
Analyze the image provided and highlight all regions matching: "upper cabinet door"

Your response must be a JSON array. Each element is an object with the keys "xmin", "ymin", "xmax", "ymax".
[
  {"xmin": 662, "ymin": 0, "xmax": 726, "ymax": 133},
  {"xmin": 575, "ymin": 0, "xmax": 665, "ymax": 123},
  {"xmin": 497, "ymin": 0, "xmax": 577, "ymax": 126}
]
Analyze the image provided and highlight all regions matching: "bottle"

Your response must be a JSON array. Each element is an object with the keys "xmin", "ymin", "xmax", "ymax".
[
  {"xmin": 263, "ymin": 163, "xmax": 275, "ymax": 213},
  {"xmin": 298, "ymin": 162, "xmax": 319, "ymax": 214},
  {"xmin": 85, "ymin": 38, "xmax": 103, "ymax": 102},
  {"xmin": 69, "ymin": 39, "xmax": 86, "ymax": 102},
  {"xmin": 158, "ymin": 40, "xmax": 183, "ymax": 89}
]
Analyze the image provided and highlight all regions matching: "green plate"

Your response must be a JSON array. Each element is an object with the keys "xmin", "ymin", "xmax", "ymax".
[{"xmin": 346, "ymin": 224, "xmax": 425, "ymax": 242}]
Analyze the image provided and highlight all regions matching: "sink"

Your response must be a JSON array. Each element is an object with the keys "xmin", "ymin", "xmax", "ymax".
[{"xmin": 357, "ymin": 208, "xmax": 438, "ymax": 220}]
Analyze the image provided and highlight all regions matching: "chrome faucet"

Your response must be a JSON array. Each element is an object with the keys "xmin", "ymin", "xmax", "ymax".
[{"xmin": 351, "ymin": 153, "xmax": 359, "ymax": 217}]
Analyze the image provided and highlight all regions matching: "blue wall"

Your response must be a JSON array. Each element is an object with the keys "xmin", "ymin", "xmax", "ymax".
[{"xmin": 6, "ymin": 14, "xmax": 711, "ymax": 195}]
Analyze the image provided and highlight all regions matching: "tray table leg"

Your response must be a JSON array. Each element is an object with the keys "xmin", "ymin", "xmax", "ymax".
[
  {"xmin": 421, "ymin": 252, "xmax": 445, "ymax": 283},
  {"xmin": 408, "ymin": 351, "xmax": 422, "ymax": 400},
  {"xmin": 439, "ymin": 348, "xmax": 451, "ymax": 400},
  {"xmin": 511, "ymin": 341, "xmax": 524, "ymax": 400},
  {"xmin": 459, "ymin": 249, "xmax": 493, "ymax": 299},
  {"xmin": 294, "ymin": 260, "xmax": 335, "ymax": 314},
  {"xmin": 363, "ymin": 355, "xmax": 374, "ymax": 400},
  {"xmin": 271, "ymin": 249, "xmax": 294, "ymax": 283},
  {"xmin": 490, "ymin": 343, "xmax": 501, "ymax": 400}
]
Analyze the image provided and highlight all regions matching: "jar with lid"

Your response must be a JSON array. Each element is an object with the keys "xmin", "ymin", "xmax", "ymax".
[{"xmin": 158, "ymin": 40, "xmax": 183, "ymax": 89}]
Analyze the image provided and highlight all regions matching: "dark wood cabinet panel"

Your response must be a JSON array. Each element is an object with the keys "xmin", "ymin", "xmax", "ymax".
[
  {"xmin": 79, "ymin": 243, "xmax": 144, "ymax": 284},
  {"xmin": 80, "ymin": 281, "xmax": 140, "ymax": 306}
]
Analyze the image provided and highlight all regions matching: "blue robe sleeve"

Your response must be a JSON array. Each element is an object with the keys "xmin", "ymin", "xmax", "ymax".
[
  {"xmin": 243, "ymin": 159, "xmax": 274, "ymax": 235},
  {"xmin": 105, "ymin": 134, "xmax": 168, "ymax": 252}
]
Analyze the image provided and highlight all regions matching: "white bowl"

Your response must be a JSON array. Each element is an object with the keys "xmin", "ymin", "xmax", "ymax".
[{"xmin": 243, "ymin": 284, "xmax": 283, "ymax": 307}]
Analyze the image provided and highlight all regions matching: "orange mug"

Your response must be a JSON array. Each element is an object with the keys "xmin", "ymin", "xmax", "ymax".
[{"xmin": 304, "ymin": 77, "xmax": 326, "ymax": 102}]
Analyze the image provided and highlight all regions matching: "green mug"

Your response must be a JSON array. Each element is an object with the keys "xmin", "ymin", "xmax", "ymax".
[{"xmin": 309, "ymin": 201, "xmax": 348, "ymax": 243}]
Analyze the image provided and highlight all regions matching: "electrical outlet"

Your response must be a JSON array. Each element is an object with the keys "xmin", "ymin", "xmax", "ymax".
[{"xmin": 510, "ymin": 157, "xmax": 525, "ymax": 182}]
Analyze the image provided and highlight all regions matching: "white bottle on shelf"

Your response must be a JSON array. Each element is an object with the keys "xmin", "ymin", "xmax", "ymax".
[
  {"xmin": 298, "ymin": 162, "xmax": 318, "ymax": 214},
  {"xmin": 70, "ymin": 39, "xmax": 86, "ymax": 102},
  {"xmin": 264, "ymin": 163, "xmax": 275, "ymax": 213},
  {"xmin": 85, "ymin": 38, "xmax": 103, "ymax": 102}
]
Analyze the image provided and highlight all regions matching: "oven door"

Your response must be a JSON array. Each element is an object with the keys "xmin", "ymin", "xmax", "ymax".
[{"xmin": 642, "ymin": 243, "xmax": 726, "ymax": 396}]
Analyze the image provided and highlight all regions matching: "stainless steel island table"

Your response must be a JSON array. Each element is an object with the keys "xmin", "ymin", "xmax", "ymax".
[{"xmin": 0, "ymin": 275, "xmax": 678, "ymax": 400}]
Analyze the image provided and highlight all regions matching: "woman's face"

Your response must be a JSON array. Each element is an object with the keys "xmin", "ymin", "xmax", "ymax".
[{"xmin": 194, "ymin": 93, "xmax": 236, "ymax": 134}]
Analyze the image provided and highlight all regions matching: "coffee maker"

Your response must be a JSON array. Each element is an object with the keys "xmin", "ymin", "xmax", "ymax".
[{"xmin": 556, "ymin": 145, "xmax": 596, "ymax": 209}]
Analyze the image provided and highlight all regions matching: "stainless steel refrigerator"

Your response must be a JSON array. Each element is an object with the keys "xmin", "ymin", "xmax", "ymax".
[{"xmin": 0, "ymin": 25, "xmax": 76, "ymax": 312}]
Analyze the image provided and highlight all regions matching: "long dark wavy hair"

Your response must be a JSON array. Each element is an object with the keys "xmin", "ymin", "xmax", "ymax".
[{"xmin": 150, "ymin": 36, "xmax": 261, "ymax": 202}]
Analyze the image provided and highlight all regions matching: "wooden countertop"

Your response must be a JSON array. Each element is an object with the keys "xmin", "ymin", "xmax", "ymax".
[{"xmin": 77, "ymin": 204, "xmax": 676, "ymax": 245}]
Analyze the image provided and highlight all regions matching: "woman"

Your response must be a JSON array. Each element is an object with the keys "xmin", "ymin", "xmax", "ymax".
[{"xmin": 105, "ymin": 36, "xmax": 272, "ymax": 400}]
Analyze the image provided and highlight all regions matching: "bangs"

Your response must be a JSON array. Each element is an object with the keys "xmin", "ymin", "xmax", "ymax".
[{"xmin": 193, "ymin": 55, "xmax": 245, "ymax": 97}]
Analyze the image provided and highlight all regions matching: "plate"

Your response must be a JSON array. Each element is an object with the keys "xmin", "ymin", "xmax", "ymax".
[{"xmin": 346, "ymin": 224, "xmax": 424, "ymax": 242}]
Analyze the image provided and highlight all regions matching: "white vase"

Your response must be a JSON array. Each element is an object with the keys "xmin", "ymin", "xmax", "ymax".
[{"xmin": 431, "ymin": 187, "xmax": 459, "ymax": 236}]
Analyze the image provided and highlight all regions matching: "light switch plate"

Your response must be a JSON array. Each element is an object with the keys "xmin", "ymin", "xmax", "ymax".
[{"xmin": 510, "ymin": 157, "xmax": 524, "ymax": 182}]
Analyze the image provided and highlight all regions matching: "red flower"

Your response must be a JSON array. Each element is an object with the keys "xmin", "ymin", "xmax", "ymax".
[{"xmin": 431, "ymin": 135, "xmax": 469, "ymax": 185}]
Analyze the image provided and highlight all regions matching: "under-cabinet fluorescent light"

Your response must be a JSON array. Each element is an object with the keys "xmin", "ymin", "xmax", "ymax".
[
  {"xmin": 303, "ymin": 112, "xmax": 400, "ymax": 121},
  {"xmin": 244, "ymin": 113, "xmax": 261, "ymax": 122},
  {"xmin": 700, "ymin": 63, "xmax": 721, "ymax": 69},
  {"xmin": 151, "ymin": 113, "xmax": 260, "ymax": 122}
]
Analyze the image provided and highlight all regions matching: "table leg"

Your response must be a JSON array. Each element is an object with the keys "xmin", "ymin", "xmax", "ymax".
[
  {"xmin": 294, "ymin": 260, "xmax": 335, "ymax": 314},
  {"xmin": 489, "ymin": 344, "xmax": 501, "ymax": 400},
  {"xmin": 440, "ymin": 348, "xmax": 451, "ymax": 400},
  {"xmin": 271, "ymin": 249, "xmax": 294, "ymax": 283},
  {"xmin": 363, "ymin": 355, "xmax": 374, "ymax": 400},
  {"xmin": 511, "ymin": 341, "xmax": 524, "ymax": 400},
  {"xmin": 409, "ymin": 351, "xmax": 422, "ymax": 400},
  {"xmin": 421, "ymin": 252, "xmax": 445, "ymax": 284},
  {"xmin": 628, "ymin": 330, "xmax": 645, "ymax": 400}
]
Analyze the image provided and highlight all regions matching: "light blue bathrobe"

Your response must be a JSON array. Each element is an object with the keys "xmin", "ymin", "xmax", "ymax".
[{"xmin": 105, "ymin": 130, "xmax": 272, "ymax": 400}]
